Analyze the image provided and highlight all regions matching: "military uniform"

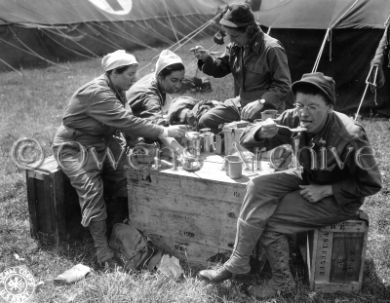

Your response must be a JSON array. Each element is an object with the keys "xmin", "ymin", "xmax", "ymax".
[
  {"xmin": 198, "ymin": 72, "xmax": 382, "ymax": 298},
  {"xmin": 239, "ymin": 109, "xmax": 382, "ymax": 239},
  {"xmin": 126, "ymin": 73, "xmax": 168, "ymax": 125},
  {"xmin": 197, "ymin": 30, "xmax": 292, "ymax": 131},
  {"xmin": 53, "ymin": 74, "xmax": 164, "ymax": 227}
]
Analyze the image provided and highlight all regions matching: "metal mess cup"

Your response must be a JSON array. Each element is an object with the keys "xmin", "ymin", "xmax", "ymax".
[
  {"xmin": 185, "ymin": 131, "xmax": 201, "ymax": 157},
  {"xmin": 224, "ymin": 155, "xmax": 243, "ymax": 179},
  {"xmin": 200, "ymin": 128, "xmax": 214, "ymax": 153},
  {"xmin": 182, "ymin": 149, "xmax": 203, "ymax": 172}
]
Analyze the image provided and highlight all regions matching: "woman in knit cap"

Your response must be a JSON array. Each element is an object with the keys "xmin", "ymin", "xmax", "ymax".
[
  {"xmin": 52, "ymin": 49, "xmax": 186, "ymax": 268},
  {"xmin": 127, "ymin": 49, "xmax": 185, "ymax": 125}
]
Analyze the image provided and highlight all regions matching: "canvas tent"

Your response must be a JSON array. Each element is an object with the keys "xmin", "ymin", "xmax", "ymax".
[
  {"xmin": 1, "ymin": 0, "xmax": 389, "ymax": 116},
  {"xmin": 0, "ymin": 0, "xmax": 224, "ymax": 72},
  {"xmin": 255, "ymin": 0, "xmax": 390, "ymax": 116}
]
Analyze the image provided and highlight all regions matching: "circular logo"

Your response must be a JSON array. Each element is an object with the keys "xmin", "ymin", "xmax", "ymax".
[
  {"xmin": 0, "ymin": 266, "xmax": 35, "ymax": 303},
  {"xmin": 10, "ymin": 137, "xmax": 45, "ymax": 170},
  {"xmin": 88, "ymin": 0, "xmax": 133, "ymax": 15}
]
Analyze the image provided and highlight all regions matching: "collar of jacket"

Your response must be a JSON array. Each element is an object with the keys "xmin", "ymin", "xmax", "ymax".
[
  {"xmin": 230, "ymin": 27, "xmax": 264, "ymax": 54},
  {"xmin": 104, "ymin": 73, "xmax": 127, "ymax": 105},
  {"xmin": 247, "ymin": 29, "xmax": 265, "ymax": 54},
  {"xmin": 152, "ymin": 76, "xmax": 167, "ymax": 106},
  {"xmin": 304, "ymin": 112, "xmax": 333, "ymax": 147}
]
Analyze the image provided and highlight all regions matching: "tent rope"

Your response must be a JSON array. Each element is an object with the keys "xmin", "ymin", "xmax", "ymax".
[
  {"xmin": 42, "ymin": 29, "xmax": 93, "ymax": 59},
  {"xmin": 140, "ymin": 19, "xmax": 176, "ymax": 45},
  {"xmin": 139, "ymin": 17, "xmax": 215, "ymax": 73},
  {"xmin": 1, "ymin": 28, "xmax": 68, "ymax": 69},
  {"xmin": 172, "ymin": 18, "xmax": 216, "ymax": 51},
  {"xmin": 0, "ymin": 56, "xmax": 23, "ymax": 75},
  {"xmin": 94, "ymin": 23, "xmax": 159, "ymax": 51},
  {"xmin": 162, "ymin": 0, "xmax": 180, "ymax": 44},
  {"xmin": 46, "ymin": 27, "xmax": 99, "ymax": 57},
  {"xmin": 84, "ymin": 22, "xmax": 124, "ymax": 50}
]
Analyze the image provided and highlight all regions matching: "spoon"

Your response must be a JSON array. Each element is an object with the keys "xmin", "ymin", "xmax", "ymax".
[
  {"xmin": 233, "ymin": 142, "xmax": 251, "ymax": 170},
  {"xmin": 276, "ymin": 124, "xmax": 307, "ymax": 133}
]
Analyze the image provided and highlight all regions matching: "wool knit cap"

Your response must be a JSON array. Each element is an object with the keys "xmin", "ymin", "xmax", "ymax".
[
  {"xmin": 219, "ymin": 3, "xmax": 255, "ymax": 28},
  {"xmin": 155, "ymin": 49, "xmax": 183, "ymax": 77},
  {"xmin": 101, "ymin": 50, "xmax": 138, "ymax": 72},
  {"xmin": 292, "ymin": 72, "xmax": 336, "ymax": 105}
]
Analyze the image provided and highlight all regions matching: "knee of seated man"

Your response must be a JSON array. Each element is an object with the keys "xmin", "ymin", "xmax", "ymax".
[{"xmin": 247, "ymin": 175, "xmax": 274, "ymax": 193}]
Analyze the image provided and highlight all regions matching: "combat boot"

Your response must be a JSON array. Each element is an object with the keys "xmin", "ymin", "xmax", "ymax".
[
  {"xmin": 88, "ymin": 220, "xmax": 114, "ymax": 266},
  {"xmin": 249, "ymin": 234, "xmax": 296, "ymax": 299},
  {"xmin": 198, "ymin": 218, "xmax": 263, "ymax": 282}
]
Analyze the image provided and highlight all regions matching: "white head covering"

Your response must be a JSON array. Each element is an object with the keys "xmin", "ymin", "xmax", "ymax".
[
  {"xmin": 101, "ymin": 49, "xmax": 138, "ymax": 72},
  {"xmin": 155, "ymin": 49, "xmax": 183, "ymax": 77}
]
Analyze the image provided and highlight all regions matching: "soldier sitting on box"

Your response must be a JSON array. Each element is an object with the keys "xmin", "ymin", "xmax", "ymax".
[
  {"xmin": 198, "ymin": 72, "xmax": 382, "ymax": 299},
  {"xmin": 191, "ymin": 3, "xmax": 293, "ymax": 133},
  {"xmin": 127, "ymin": 49, "xmax": 185, "ymax": 126},
  {"xmin": 52, "ymin": 50, "xmax": 186, "ymax": 269}
]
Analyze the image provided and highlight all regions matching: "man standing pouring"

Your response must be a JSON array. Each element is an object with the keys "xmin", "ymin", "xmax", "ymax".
[
  {"xmin": 198, "ymin": 72, "xmax": 382, "ymax": 299},
  {"xmin": 192, "ymin": 3, "xmax": 292, "ymax": 132}
]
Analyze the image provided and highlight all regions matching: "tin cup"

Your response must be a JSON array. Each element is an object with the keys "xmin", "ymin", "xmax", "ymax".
[
  {"xmin": 261, "ymin": 109, "xmax": 278, "ymax": 121},
  {"xmin": 224, "ymin": 155, "xmax": 243, "ymax": 179}
]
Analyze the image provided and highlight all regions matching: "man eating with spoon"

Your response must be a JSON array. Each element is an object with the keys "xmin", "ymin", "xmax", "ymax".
[{"xmin": 198, "ymin": 72, "xmax": 382, "ymax": 299}]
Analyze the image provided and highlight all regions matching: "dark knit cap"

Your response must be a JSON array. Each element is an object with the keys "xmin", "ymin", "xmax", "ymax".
[
  {"xmin": 219, "ymin": 3, "xmax": 255, "ymax": 28},
  {"xmin": 292, "ymin": 72, "xmax": 336, "ymax": 105}
]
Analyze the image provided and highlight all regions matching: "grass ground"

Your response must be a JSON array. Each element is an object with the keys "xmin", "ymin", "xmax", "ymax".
[{"xmin": 0, "ymin": 36, "xmax": 389, "ymax": 303}]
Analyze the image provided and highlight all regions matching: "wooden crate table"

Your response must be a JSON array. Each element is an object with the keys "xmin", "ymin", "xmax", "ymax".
[{"xmin": 127, "ymin": 154, "xmax": 273, "ymax": 266}]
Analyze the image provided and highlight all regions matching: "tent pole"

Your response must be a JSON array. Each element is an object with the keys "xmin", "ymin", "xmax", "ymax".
[
  {"xmin": 354, "ymin": 65, "xmax": 378, "ymax": 120},
  {"xmin": 312, "ymin": 28, "xmax": 330, "ymax": 72},
  {"xmin": 313, "ymin": 0, "xmax": 361, "ymax": 72}
]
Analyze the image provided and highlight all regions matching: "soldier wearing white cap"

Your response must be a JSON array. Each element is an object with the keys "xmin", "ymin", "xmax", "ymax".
[
  {"xmin": 127, "ymin": 49, "xmax": 185, "ymax": 125},
  {"xmin": 53, "ymin": 49, "xmax": 186, "ymax": 268}
]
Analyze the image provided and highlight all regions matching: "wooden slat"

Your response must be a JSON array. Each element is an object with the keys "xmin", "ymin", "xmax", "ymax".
[{"xmin": 26, "ymin": 170, "xmax": 39, "ymax": 238}]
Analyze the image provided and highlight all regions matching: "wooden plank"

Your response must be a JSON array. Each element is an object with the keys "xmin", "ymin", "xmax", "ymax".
[
  {"xmin": 52, "ymin": 166, "xmax": 66, "ymax": 247},
  {"xmin": 130, "ymin": 204, "xmax": 237, "ymax": 248},
  {"xmin": 319, "ymin": 220, "xmax": 368, "ymax": 233},
  {"xmin": 358, "ymin": 226, "xmax": 368, "ymax": 291},
  {"xmin": 134, "ymin": 174, "xmax": 245, "ymax": 206},
  {"xmin": 26, "ymin": 170, "xmax": 39, "ymax": 238},
  {"xmin": 40, "ymin": 173, "xmax": 56, "ymax": 246},
  {"xmin": 313, "ymin": 231, "xmax": 333, "ymax": 283},
  {"xmin": 314, "ymin": 281, "xmax": 361, "ymax": 293}
]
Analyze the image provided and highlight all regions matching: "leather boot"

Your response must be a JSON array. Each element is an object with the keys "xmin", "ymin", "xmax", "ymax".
[
  {"xmin": 88, "ymin": 220, "xmax": 114, "ymax": 266},
  {"xmin": 249, "ymin": 234, "xmax": 296, "ymax": 299},
  {"xmin": 198, "ymin": 218, "xmax": 263, "ymax": 282},
  {"xmin": 197, "ymin": 266, "xmax": 233, "ymax": 283}
]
